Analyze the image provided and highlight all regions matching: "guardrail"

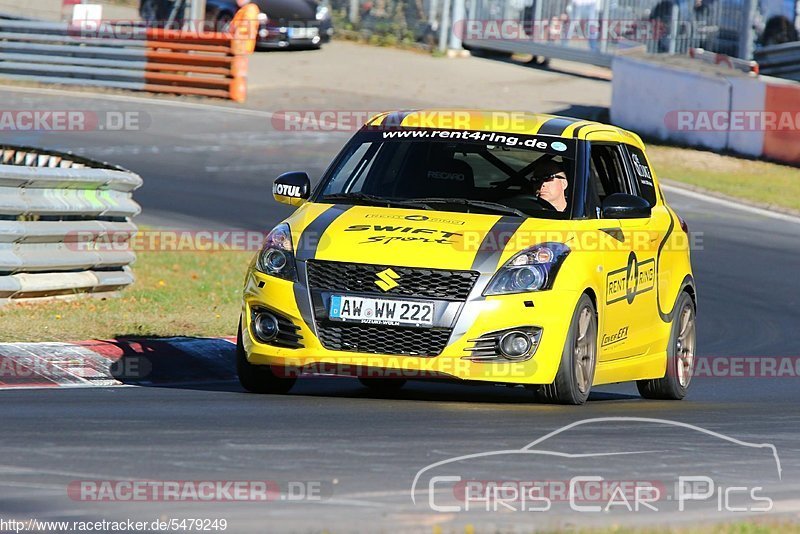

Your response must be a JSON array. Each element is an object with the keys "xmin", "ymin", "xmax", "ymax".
[
  {"xmin": 689, "ymin": 47, "xmax": 759, "ymax": 75},
  {"xmin": 754, "ymin": 41, "xmax": 800, "ymax": 81},
  {"xmin": 0, "ymin": 4, "xmax": 259, "ymax": 102},
  {"xmin": 0, "ymin": 145, "xmax": 142, "ymax": 304}
]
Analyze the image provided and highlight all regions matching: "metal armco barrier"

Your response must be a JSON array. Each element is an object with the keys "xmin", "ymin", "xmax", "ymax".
[
  {"xmin": 0, "ymin": 146, "xmax": 142, "ymax": 303},
  {"xmin": 0, "ymin": 4, "xmax": 259, "ymax": 102},
  {"xmin": 689, "ymin": 47, "xmax": 759, "ymax": 75},
  {"xmin": 755, "ymin": 41, "xmax": 800, "ymax": 81}
]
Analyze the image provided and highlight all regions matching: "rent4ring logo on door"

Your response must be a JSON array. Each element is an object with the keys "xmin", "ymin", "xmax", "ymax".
[{"xmin": 606, "ymin": 252, "xmax": 655, "ymax": 304}]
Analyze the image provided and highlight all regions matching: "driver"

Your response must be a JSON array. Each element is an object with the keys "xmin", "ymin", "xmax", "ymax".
[{"xmin": 531, "ymin": 160, "xmax": 569, "ymax": 212}]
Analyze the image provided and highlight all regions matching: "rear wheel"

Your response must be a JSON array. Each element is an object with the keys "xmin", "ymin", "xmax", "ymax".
[
  {"xmin": 537, "ymin": 294, "xmax": 597, "ymax": 405},
  {"xmin": 236, "ymin": 319, "xmax": 296, "ymax": 394},
  {"xmin": 637, "ymin": 292, "xmax": 696, "ymax": 400},
  {"xmin": 358, "ymin": 377, "xmax": 407, "ymax": 392}
]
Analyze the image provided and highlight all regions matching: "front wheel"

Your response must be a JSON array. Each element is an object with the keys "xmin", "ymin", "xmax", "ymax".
[
  {"xmin": 537, "ymin": 294, "xmax": 598, "ymax": 405},
  {"xmin": 637, "ymin": 292, "xmax": 696, "ymax": 400},
  {"xmin": 236, "ymin": 319, "xmax": 296, "ymax": 394}
]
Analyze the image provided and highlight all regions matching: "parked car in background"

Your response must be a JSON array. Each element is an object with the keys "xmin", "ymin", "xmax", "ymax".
[{"xmin": 206, "ymin": 0, "xmax": 332, "ymax": 48}]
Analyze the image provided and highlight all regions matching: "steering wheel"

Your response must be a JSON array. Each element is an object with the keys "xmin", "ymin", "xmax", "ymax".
[{"xmin": 499, "ymin": 194, "xmax": 558, "ymax": 212}]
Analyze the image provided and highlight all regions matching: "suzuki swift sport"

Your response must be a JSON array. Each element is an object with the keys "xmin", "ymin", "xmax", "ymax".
[{"xmin": 237, "ymin": 110, "xmax": 697, "ymax": 404}]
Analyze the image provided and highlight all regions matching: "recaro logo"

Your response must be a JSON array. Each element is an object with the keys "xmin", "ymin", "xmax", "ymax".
[{"xmin": 375, "ymin": 268, "xmax": 400, "ymax": 291}]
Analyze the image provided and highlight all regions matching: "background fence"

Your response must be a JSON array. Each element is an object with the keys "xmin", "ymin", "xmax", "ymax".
[
  {"xmin": 334, "ymin": 0, "xmax": 799, "ymax": 68},
  {"xmin": 0, "ymin": 4, "xmax": 258, "ymax": 102},
  {"xmin": 459, "ymin": 0, "xmax": 757, "ymax": 66},
  {"xmin": 0, "ymin": 146, "xmax": 142, "ymax": 304}
]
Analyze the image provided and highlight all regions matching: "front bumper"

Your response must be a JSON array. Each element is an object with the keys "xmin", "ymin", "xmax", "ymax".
[
  {"xmin": 242, "ymin": 265, "xmax": 579, "ymax": 385},
  {"xmin": 256, "ymin": 22, "xmax": 323, "ymax": 49}
]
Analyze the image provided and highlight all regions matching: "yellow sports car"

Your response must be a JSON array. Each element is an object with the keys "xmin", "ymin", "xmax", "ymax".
[{"xmin": 238, "ymin": 110, "xmax": 696, "ymax": 404}]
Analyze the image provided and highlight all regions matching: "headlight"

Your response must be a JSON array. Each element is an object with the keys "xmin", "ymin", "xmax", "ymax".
[
  {"xmin": 256, "ymin": 223, "xmax": 296, "ymax": 281},
  {"xmin": 315, "ymin": 4, "xmax": 329, "ymax": 20},
  {"xmin": 484, "ymin": 242, "xmax": 570, "ymax": 295}
]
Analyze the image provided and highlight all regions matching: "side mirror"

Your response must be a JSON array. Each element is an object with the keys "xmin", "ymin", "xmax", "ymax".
[
  {"xmin": 273, "ymin": 171, "xmax": 311, "ymax": 207},
  {"xmin": 601, "ymin": 193, "xmax": 651, "ymax": 219}
]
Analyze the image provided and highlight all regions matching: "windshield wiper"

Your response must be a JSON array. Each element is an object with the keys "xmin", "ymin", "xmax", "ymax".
[
  {"xmin": 321, "ymin": 193, "xmax": 434, "ymax": 210},
  {"xmin": 411, "ymin": 198, "xmax": 527, "ymax": 218}
]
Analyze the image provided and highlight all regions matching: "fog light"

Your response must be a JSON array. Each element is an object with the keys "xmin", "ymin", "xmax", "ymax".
[
  {"xmin": 498, "ymin": 331, "xmax": 532, "ymax": 359},
  {"xmin": 253, "ymin": 312, "xmax": 280, "ymax": 342}
]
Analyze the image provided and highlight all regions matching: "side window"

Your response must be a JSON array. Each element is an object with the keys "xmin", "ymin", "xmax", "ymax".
[
  {"xmin": 587, "ymin": 144, "xmax": 632, "ymax": 218},
  {"xmin": 626, "ymin": 146, "xmax": 658, "ymax": 206},
  {"xmin": 591, "ymin": 144, "xmax": 632, "ymax": 196}
]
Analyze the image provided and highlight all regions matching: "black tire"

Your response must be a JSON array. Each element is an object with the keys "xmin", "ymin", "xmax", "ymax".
[
  {"xmin": 236, "ymin": 319, "xmax": 296, "ymax": 394},
  {"xmin": 537, "ymin": 294, "xmax": 598, "ymax": 405},
  {"xmin": 465, "ymin": 46, "xmax": 513, "ymax": 59},
  {"xmin": 526, "ymin": 55, "xmax": 550, "ymax": 67},
  {"xmin": 358, "ymin": 377, "xmax": 407, "ymax": 392},
  {"xmin": 637, "ymin": 292, "xmax": 696, "ymax": 400}
]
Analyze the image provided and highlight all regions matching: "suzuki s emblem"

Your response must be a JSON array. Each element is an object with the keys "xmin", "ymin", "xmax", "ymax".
[{"xmin": 375, "ymin": 268, "xmax": 400, "ymax": 291}]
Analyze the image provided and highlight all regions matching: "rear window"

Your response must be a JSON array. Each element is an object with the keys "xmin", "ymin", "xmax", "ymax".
[{"xmin": 626, "ymin": 146, "xmax": 658, "ymax": 206}]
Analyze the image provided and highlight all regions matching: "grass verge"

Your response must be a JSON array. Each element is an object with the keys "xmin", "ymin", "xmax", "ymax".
[
  {"xmin": 646, "ymin": 145, "xmax": 800, "ymax": 213},
  {"xmin": 0, "ymin": 250, "xmax": 252, "ymax": 342}
]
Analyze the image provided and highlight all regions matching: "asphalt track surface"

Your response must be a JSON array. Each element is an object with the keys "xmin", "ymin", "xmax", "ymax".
[{"xmin": 2, "ymin": 88, "xmax": 800, "ymax": 532}]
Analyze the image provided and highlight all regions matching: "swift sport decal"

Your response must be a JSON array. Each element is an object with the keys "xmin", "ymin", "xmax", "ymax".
[
  {"xmin": 606, "ymin": 252, "xmax": 655, "ymax": 305},
  {"xmin": 345, "ymin": 225, "xmax": 463, "ymax": 245}
]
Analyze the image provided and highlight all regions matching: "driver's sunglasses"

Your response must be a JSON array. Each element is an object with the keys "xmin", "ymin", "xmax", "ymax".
[{"xmin": 541, "ymin": 173, "xmax": 567, "ymax": 183}]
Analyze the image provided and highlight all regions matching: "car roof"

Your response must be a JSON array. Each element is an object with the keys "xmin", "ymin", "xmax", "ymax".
[{"xmin": 364, "ymin": 110, "xmax": 646, "ymax": 150}]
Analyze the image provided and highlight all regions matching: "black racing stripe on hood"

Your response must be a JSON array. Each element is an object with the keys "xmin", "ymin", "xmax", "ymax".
[
  {"xmin": 470, "ymin": 216, "xmax": 526, "ymax": 273},
  {"xmin": 538, "ymin": 117, "xmax": 580, "ymax": 136},
  {"xmin": 381, "ymin": 110, "xmax": 416, "ymax": 129},
  {"xmin": 294, "ymin": 204, "xmax": 351, "ymax": 336},
  {"xmin": 295, "ymin": 204, "xmax": 351, "ymax": 261}
]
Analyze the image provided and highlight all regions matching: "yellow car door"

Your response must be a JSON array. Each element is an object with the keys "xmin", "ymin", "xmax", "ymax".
[{"xmin": 586, "ymin": 142, "xmax": 656, "ymax": 361}]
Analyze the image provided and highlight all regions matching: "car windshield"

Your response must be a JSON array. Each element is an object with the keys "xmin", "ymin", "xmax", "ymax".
[{"xmin": 316, "ymin": 128, "xmax": 578, "ymax": 219}]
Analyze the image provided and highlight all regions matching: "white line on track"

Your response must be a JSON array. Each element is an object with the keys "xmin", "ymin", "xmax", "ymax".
[{"xmin": 662, "ymin": 183, "xmax": 800, "ymax": 225}]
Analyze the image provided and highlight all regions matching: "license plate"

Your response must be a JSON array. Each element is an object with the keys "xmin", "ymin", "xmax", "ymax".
[
  {"xmin": 288, "ymin": 27, "xmax": 319, "ymax": 39},
  {"xmin": 329, "ymin": 295, "xmax": 434, "ymax": 327}
]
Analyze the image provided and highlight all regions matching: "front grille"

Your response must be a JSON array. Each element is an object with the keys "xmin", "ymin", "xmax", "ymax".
[
  {"xmin": 307, "ymin": 260, "xmax": 479, "ymax": 300},
  {"xmin": 317, "ymin": 324, "xmax": 451, "ymax": 356}
]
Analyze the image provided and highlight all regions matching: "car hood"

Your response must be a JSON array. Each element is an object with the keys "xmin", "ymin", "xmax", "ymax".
[
  {"xmin": 287, "ymin": 203, "xmax": 568, "ymax": 273},
  {"xmin": 252, "ymin": 0, "xmax": 318, "ymax": 21}
]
